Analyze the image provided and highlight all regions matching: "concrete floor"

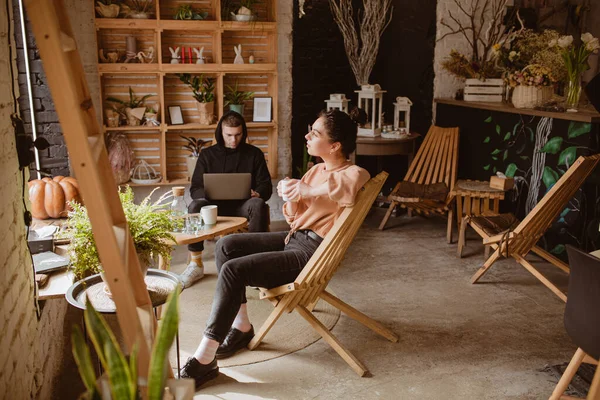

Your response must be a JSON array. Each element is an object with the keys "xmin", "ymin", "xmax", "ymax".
[{"xmin": 170, "ymin": 208, "xmax": 576, "ymax": 400}]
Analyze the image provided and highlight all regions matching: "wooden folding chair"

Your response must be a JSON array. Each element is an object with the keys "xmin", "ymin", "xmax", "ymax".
[
  {"xmin": 379, "ymin": 126, "xmax": 460, "ymax": 243},
  {"xmin": 248, "ymin": 172, "xmax": 398, "ymax": 376},
  {"xmin": 457, "ymin": 154, "xmax": 600, "ymax": 302}
]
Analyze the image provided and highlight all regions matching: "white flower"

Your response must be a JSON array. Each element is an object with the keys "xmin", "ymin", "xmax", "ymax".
[
  {"xmin": 548, "ymin": 39, "xmax": 557, "ymax": 47},
  {"xmin": 508, "ymin": 51, "xmax": 518, "ymax": 61},
  {"xmin": 586, "ymin": 37, "xmax": 600, "ymax": 53},
  {"xmin": 558, "ymin": 35, "xmax": 573, "ymax": 48},
  {"xmin": 581, "ymin": 32, "xmax": 595, "ymax": 44}
]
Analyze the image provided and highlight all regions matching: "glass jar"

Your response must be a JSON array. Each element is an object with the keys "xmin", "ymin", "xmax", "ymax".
[{"xmin": 170, "ymin": 186, "xmax": 187, "ymax": 232}]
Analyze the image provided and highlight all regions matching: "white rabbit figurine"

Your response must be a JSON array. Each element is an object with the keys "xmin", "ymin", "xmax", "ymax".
[
  {"xmin": 233, "ymin": 44, "xmax": 244, "ymax": 64},
  {"xmin": 193, "ymin": 47, "xmax": 205, "ymax": 64},
  {"xmin": 169, "ymin": 47, "xmax": 180, "ymax": 64}
]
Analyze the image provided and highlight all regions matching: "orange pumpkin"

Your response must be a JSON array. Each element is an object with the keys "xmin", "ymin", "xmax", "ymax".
[{"xmin": 28, "ymin": 176, "xmax": 83, "ymax": 219}]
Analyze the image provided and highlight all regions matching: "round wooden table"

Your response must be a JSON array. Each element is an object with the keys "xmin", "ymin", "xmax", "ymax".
[
  {"xmin": 169, "ymin": 215, "xmax": 248, "ymax": 246},
  {"xmin": 350, "ymin": 133, "xmax": 420, "ymax": 171}
]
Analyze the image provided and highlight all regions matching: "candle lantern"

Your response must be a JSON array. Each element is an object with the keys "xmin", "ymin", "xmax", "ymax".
[
  {"xmin": 354, "ymin": 84, "xmax": 386, "ymax": 137},
  {"xmin": 393, "ymin": 97, "xmax": 413, "ymax": 134},
  {"xmin": 324, "ymin": 93, "xmax": 350, "ymax": 114}
]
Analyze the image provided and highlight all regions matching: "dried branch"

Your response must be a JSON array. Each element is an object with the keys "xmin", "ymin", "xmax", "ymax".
[
  {"xmin": 329, "ymin": 0, "xmax": 393, "ymax": 86},
  {"xmin": 438, "ymin": 0, "xmax": 509, "ymax": 79}
]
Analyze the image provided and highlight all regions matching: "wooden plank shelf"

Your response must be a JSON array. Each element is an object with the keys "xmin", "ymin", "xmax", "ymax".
[
  {"xmin": 219, "ymin": 22, "xmax": 277, "ymax": 31},
  {"xmin": 221, "ymin": 64, "xmax": 277, "ymax": 73},
  {"xmin": 160, "ymin": 64, "xmax": 223, "ymax": 73},
  {"xmin": 166, "ymin": 123, "xmax": 218, "ymax": 131},
  {"xmin": 104, "ymin": 125, "xmax": 162, "ymax": 132},
  {"xmin": 99, "ymin": 64, "xmax": 159, "ymax": 73},
  {"xmin": 95, "ymin": 18, "xmax": 158, "ymax": 30},
  {"xmin": 435, "ymin": 98, "xmax": 600, "ymax": 124},
  {"xmin": 159, "ymin": 20, "xmax": 220, "ymax": 31}
]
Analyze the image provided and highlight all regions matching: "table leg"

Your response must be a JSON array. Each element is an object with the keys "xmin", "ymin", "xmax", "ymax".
[
  {"xmin": 464, "ymin": 196, "xmax": 472, "ymax": 217},
  {"xmin": 493, "ymin": 198, "xmax": 500, "ymax": 213},
  {"xmin": 483, "ymin": 198, "xmax": 490, "ymax": 213},
  {"xmin": 176, "ymin": 330, "xmax": 181, "ymax": 379},
  {"xmin": 473, "ymin": 198, "xmax": 481, "ymax": 215},
  {"xmin": 456, "ymin": 196, "xmax": 463, "ymax": 232}
]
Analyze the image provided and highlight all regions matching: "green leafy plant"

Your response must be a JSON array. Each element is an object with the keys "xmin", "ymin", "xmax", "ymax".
[
  {"xmin": 124, "ymin": 0, "xmax": 153, "ymax": 14},
  {"xmin": 224, "ymin": 81, "xmax": 254, "ymax": 106},
  {"xmin": 60, "ymin": 186, "xmax": 177, "ymax": 280},
  {"xmin": 107, "ymin": 87, "xmax": 153, "ymax": 109},
  {"xmin": 173, "ymin": 4, "xmax": 208, "ymax": 20},
  {"xmin": 72, "ymin": 286, "xmax": 182, "ymax": 400},
  {"xmin": 295, "ymin": 144, "xmax": 314, "ymax": 177},
  {"xmin": 180, "ymin": 135, "xmax": 210, "ymax": 157},
  {"xmin": 177, "ymin": 74, "xmax": 215, "ymax": 103}
]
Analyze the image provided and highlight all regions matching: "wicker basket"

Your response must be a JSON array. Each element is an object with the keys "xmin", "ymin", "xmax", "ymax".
[{"xmin": 511, "ymin": 85, "xmax": 553, "ymax": 109}]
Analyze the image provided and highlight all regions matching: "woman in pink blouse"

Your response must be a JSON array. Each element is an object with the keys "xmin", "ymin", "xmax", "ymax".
[{"xmin": 181, "ymin": 109, "xmax": 370, "ymax": 389}]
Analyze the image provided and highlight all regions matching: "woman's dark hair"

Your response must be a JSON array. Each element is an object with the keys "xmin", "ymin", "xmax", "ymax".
[
  {"xmin": 317, "ymin": 108, "xmax": 361, "ymax": 158},
  {"xmin": 215, "ymin": 110, "xmax": 248, "ymax": 146}
]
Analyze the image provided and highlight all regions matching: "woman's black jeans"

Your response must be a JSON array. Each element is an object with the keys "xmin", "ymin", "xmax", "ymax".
[{"xmin": 203, "ymin": 230, "xmax": 323, "ymax": 343}]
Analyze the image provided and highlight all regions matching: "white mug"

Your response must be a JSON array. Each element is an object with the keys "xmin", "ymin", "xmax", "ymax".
[
  {"xmin": 201, "ymin": 205, "xmax": 218, "ymax": 225},
  {"xmin": 280, "ymin": 179, "xmax": 298, "ymax": 202}
]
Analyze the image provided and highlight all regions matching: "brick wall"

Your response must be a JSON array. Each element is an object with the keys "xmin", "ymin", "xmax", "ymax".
[{"xmin": 0, "ymin": 3, "xmax": 38, "ymax": 398}]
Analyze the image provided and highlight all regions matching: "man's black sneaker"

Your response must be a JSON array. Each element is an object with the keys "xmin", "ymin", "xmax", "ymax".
[
  {"xmin": 216, "ymin": 325, "xmax": 255, "ymax": 359},
  {"xmin": 180, "ymin": 357, "xmax": 219, "ymax": 390}
]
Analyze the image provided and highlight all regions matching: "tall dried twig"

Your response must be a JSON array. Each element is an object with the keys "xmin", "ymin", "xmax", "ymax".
[
  {"xmin": 329, "ymin": 0, "xmax": 393, "ymax": 86},
  {"xmin": 438, "ymin": 0, "xmax": 509, "ymax": 74}
]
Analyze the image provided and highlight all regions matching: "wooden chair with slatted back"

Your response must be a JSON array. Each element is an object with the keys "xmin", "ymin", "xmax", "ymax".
[
  {"xmin": 458, "ymin": 154, "xmax": 600, "ymax": 302},
  {"xmin": 378, "ymin": 126, "xmax": 460, "ymax": 243},
  {"xmin": 248, "ymin": 172, "xmax": 399, "ymax": 377}
]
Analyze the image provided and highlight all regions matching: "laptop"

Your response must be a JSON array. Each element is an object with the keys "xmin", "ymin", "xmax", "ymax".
[{"xmin": 204, "ymin": 173, "xmax": 252, "ymax": 200}]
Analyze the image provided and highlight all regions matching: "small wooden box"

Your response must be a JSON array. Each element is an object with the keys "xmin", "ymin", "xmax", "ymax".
[{"xmin": 490, "ymin": 176, "xmax": 514, "ymax": 190}]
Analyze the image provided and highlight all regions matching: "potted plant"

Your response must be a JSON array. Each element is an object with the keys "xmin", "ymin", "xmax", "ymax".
[
  {"xmin": 180, "ymin": 135, "xmax": 210, "ymax": 180},
  {"xmin": 173, "ymin": 4, "xmax": 208, "ymax": 20},
  {"xmin": 106, "ymin": 87, "xmax": 153, "ymax": 126},
  {"xmin": 144, "ymin": 105, "xmax": 159, "ymax": 126},
  {"xmin": 230, "ymin": 0, "xmax": 258, "ymax": 21},
  {"xmin": 72, "ymin": 287, "xmax": 194, "ymax": 399},
  {"xmin": 178, "ymin": 74, "xmax": 216, "ymax": 125},
  {"xmin": 61, "ymin": 186, "xmax": 177, "ymax": 281},
  {"xmin": 224, "ymin": 80, "xmax": 254, "ymax": 115},
  {"xmin": 95, "ymin": 0, "xmax": 120, "ymax": 18}
]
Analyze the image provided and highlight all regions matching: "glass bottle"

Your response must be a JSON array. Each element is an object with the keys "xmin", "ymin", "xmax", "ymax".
[{"xmin": 170, "ymin": 186, "xmax": 187, "ymax": 232}]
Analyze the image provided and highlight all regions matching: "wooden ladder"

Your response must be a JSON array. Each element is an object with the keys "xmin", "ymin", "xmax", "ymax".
[{"xmin": 25, "ymin": 0, "xmax": 160, "ymax": 379}]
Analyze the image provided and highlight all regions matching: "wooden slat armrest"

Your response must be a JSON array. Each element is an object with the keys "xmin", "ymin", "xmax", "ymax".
[
  {"xmin": 259, "ymin": 282, "xmax": 302, "ymax": 299},
  {"xmin": 482, "ymin": 232, "xmax": 514, "ymax": 245}
]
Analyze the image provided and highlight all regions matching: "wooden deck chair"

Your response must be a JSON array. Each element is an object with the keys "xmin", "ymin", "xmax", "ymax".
[
  {"xmin": 379, "ymin": 126, "xmax": 460, "ymax": 243},
  {"xmin": 248, "ymin": 172, "xmax": 398, "ymax": 376},
  {"xmin": 457, "ymin": 154, "xmax": 600, "ymax": 302}
]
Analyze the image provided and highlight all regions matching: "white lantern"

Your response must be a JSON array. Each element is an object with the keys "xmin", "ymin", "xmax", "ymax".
[
  {"xmin": 325, "ymin": 93, "xmax": 350, "ymax": 114},
  {"xmin": 354, "ymin": 84, "xmax": 386, "ymax": 137},
  {"xmin": 393, "ymin": 96, "xmax": 413, "ymax": 134}
]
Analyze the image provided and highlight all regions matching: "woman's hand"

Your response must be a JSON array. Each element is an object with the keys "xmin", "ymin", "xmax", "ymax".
[{"xmin": 284, "ymin": 180, "xmax": 313, "ymax": 201}]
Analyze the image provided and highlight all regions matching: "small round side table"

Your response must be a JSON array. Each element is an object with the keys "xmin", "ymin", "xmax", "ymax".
[{"xmin": 452, "ymin": 179, "xmax": 509, "ymax": 233}]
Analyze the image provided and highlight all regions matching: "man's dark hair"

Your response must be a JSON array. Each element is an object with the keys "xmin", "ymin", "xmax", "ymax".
[
  {"xmin": 215, "ymin": 110, "xmax": 248, "ymax": 146},
  {"xmin": 317, "ymin": 109, "xmax": 359, "ymax": 158}
]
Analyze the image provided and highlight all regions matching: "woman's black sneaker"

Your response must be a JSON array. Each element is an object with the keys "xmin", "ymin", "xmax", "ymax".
[
  {"xmin": 216, "ymin": 325, "xmax": 255, "ymax": 359},
  {"xmin": 180, "ymin": 357, "xmax": 219, "ymax": 389}
]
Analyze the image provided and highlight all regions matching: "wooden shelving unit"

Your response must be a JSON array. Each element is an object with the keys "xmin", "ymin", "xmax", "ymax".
[{"xmin": 95, "ymin": 0, "xmax": 279, "ymax": 184}]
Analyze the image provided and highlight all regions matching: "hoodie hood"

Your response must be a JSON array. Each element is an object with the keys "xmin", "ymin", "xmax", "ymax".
[{"xmin": 214, "ymin": 110, "xmax": 249, "ymax": 148}]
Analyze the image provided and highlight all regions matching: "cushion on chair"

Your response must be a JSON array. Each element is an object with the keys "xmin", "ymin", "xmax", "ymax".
[
  {"xmin": 390, "ymin": 182, "xmax": 449, "ymax": 203},
  {"xmin": 469, "ymin": 213, "xmax": 520, "ymax": 237}
]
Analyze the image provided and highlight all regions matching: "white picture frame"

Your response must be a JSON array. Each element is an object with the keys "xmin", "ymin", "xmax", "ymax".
[
  {"xmin": 168, "ymin": 105, "xmax": 184, "ymax": 125},
  {"xmin": 252, "ymin": 97, "xmax": 272, "ymax": 122}
]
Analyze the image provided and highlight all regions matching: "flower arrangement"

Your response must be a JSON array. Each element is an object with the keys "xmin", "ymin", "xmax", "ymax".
[
  {"xmin": 495, "ymin": 29, "xmax": 565, "ymax": 82},
  {"xmin": 506, "ymin": 64, "xmax": 556, "ymax": 88},
  {"xmin": 442, "ymin": 49, "xmax": 501, "ymax": 80},
  {"xmin": 552, "ymin": 32, "xmax": 600, "ymax": 110},
  {"xmin": 61, "ymin": 186, "xmax": 177, "ymax": 280}
]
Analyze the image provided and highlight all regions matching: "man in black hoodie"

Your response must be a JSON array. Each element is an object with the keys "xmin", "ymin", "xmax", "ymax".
[{"xmin": 180, "ymin": 111, "xmax": 272, "ymax": 288}]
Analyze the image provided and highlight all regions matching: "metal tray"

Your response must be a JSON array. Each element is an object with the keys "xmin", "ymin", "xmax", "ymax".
[{"xmin": 65, "ymin": 268, "xmax": 182, "ymax": 313}]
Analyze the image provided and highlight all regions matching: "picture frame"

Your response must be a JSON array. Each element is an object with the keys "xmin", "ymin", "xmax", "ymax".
[
  {"xmin": 168, "ymin": 105, "xmax": 184, "ymax": 125},
  {"xmin": 252, "ymin": 97, "xmax": 272, "ymax": 122}
]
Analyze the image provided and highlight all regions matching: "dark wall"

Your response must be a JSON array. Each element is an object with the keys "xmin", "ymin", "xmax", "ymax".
[
  {"xmin": 291, "ymin": 0, "xmax": 436, "ymax": 181},
  {"xmin": 13, "ymin": 0, "xmax": 70, "ymax": 177}
]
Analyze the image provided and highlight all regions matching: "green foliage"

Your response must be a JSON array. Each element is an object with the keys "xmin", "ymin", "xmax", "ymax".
[
  {"xmin": 180, "ymin": 135, "xmax": 210, "ymax": 157},
  {"xmin": 550, "ymin": 244, "xmax": 566, "ymax": 255},
  {"xmin": 224, "ymin": 80, "xmax": 254, "ymax": 106},
  {"xmin": 483, "ymin": 136, "xmax": 490, "ymax": 143},
  {"xmin": 558, "ymin": 146, "xmax": 577, "ymax": 167},
  {"xmin": 505, "ymin": 163, "xmax": 517, "ymax": 178},
  {"xmin": 107, "ymin": 87, "xmax": 153, "ymax": 110},
  {"xmin": 60, "ymin": 187, "xmax": 176, "ymax": 280},
  {"xmin": 567, "ymin": 122, "xmax": 592, "ymax": 139},
  {"xmin": 295, "ymin": 145, "xmax": 314, "ymax": 177},
  {"xmin": 539, "ymin": 137, "xmax": 563, "ymax": 154},
  {"xmin": 173, "ymin": 4, "xmax": 208, "ymax": 20},
  {"xmin": 72, "ymin": 287, "xmax": 182, "ymax": 399},
  {"xmin": 178, "ymin": 74, "xmax": 215, "ymax": 103},
  {"xmin": 542, "ymin": 166, "xmax": 559, "ymax": 190}
]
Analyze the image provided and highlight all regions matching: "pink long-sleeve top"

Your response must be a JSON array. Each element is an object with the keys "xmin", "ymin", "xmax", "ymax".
[{"xmin": 283, "ymin": 161, "xmax": 370, "ymax": 242}]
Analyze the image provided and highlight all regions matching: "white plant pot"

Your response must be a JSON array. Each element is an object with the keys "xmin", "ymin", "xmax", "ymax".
[{"xmin": 186, "ymin": 156, "xmax": 198, "ymax": 181}]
